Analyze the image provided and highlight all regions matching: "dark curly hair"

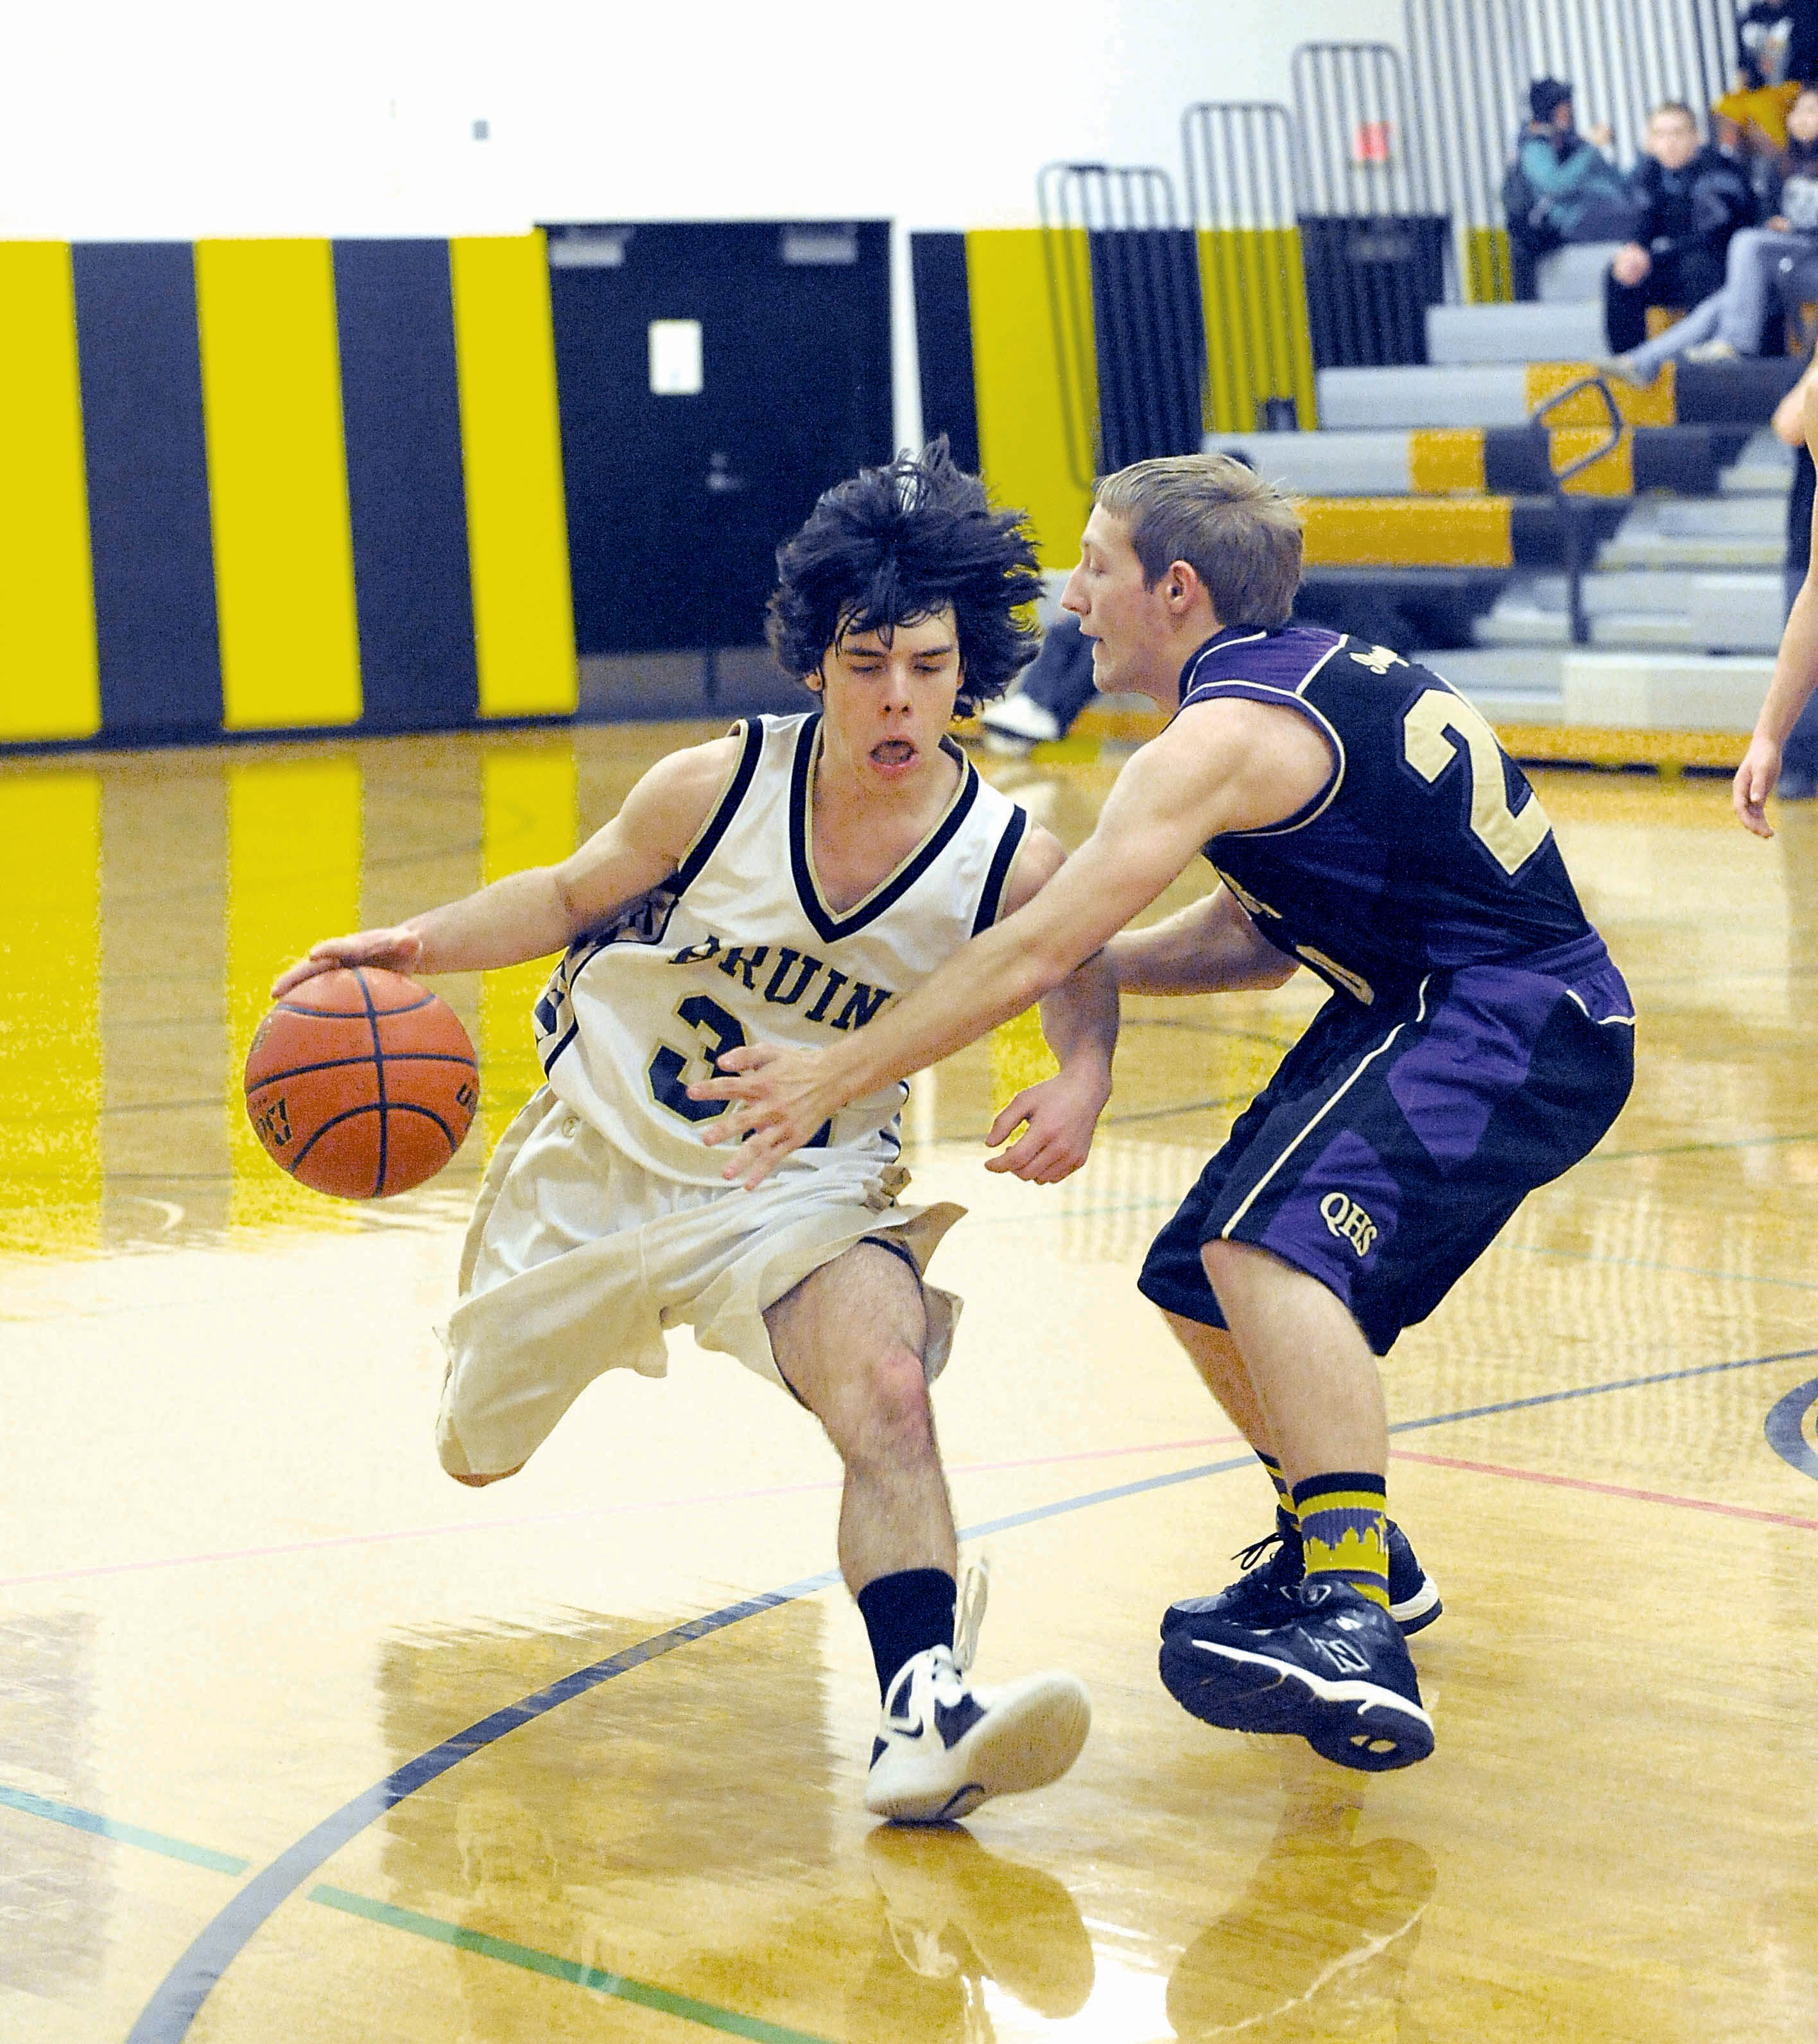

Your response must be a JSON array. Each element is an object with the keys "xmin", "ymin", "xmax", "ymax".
[{"xmin": 766, "ymin": 439, "xmax": 1043, "ymax": 716}]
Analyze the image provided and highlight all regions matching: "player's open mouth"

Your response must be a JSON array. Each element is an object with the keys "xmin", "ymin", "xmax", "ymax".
[{"xmin": 871, "ymin": 739, "xmax": 917, "ymax": 768}]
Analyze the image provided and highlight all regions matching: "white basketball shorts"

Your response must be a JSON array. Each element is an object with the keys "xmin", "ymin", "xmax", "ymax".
[{"xmin": 436, "ymin": 1087, "xmax": 965, "ymax": 1479}]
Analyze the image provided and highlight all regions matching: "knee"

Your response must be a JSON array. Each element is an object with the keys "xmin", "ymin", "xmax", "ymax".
[{"xmin": 841, "ymin": 1342, "xmax": 936, "ymax": 1463}]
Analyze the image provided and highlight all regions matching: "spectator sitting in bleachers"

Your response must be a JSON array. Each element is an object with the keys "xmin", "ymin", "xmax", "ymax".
[
  {"xmin": 1712, "ymin": 0, "xmax": 1818, "ymax": 165},
  {"xmin": 1609, "ymin": 88, "xmax": 1818, "ymax": 383},
  {"xmin": 1605, "ymin": 102, "xmax": 1755, "ymax": 359},
  {"xmin": 1503, "ymin": 79, "xmax": 1638, "ymax": 300}
]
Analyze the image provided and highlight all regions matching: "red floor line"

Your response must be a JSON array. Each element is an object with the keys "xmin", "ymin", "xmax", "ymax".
[
  {"xmin": 0, "ymin": 1433, "xmax": 1247, "ymax": 1589},
  {"xmin": 1393, "ymin": 1448, "xmax": 1818, "ymax": 1530}
]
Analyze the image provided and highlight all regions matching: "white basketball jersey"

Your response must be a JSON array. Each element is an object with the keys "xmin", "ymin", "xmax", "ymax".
[{"xmin": 532, "ymin": 713, "xmax": 1030, "ymax": 1186}]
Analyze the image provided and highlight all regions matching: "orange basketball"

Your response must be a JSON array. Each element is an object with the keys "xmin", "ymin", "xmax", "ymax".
[{"xmin": 244, "ymin": 966, "xmax": 478, "ymax": 1199}]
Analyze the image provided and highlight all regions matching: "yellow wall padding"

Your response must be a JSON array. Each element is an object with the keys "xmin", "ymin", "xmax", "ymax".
[
  {"xmin": 1552, "ymin": 426, "xmax": 1634, "ymax": 496},
  {"xmin": 964, "ymin": 229, "xmax": 1095, "ymax": 570},
  {"xmin": 223, "ymin": 751, "xmax": 362, "ymax": 1231},
  {"xmin": 1199, "ymin": 229, "xmax": 1320, "ymax": 433},
  {"xmin": 449, "ymin": 235, "xmax": 578, "ymax": 719},
  {"xmin": 1525, "ymin": 360, "xmax": 1675, "ymax": 427},
  {"xmin": 1302, "ymin": 497, "xmax": 1512, "ymax": 567},
  {"xmin": 481, "ymin": 743, "xmax": 578, "ymax": 1130},
  {"xmin": 195, "ymin": 239, "xmax": 362, "ymax": 731},
  {"xmin": 1465, "ymin": 228, "xmax": 1515, "ymax": 305},
  {"xmin": 0, "ymin": 767, "xmax": 100, "ymax": 1251},
  {"xmin": 1409, "ymin": 429, "xmax": 1487, "ymax": 494},
  {"xmin": 0, "ymin": 243, "xmax": 100, "ymax": 742}
]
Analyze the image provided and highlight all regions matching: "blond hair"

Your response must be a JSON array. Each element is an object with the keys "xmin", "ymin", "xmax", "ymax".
[{"xmin": 1095, "ymin": 453, "xmax": 1303, "ymax": 628}]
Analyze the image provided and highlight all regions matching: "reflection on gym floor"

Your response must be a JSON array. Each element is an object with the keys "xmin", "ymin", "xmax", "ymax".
[{"xmin": 3, "ymin": 726, "xmax": 1816, "ymax": 2043}]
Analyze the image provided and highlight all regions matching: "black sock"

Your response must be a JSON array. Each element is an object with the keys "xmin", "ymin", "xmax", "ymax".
[{"xmin": 856, "ymin": 1568, "xmax": 957, "ymax": 1701}]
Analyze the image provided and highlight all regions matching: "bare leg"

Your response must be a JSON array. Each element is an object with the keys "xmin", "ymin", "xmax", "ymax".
[
  {"xmin": 1200, "ymin": 1240, "xmax": 1387, "ymax": 1489},
  {"xmin": 765, "ymin": 1242, "xmax": 957, "ymax": 1595},
  {"xmin": 1161, "ymin": 1310, "xmax": 1278, "ymax": 1454}
]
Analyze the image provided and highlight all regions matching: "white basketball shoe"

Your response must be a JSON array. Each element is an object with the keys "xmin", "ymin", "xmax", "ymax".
[{"xmin": 864, "ymin": 1563, "xmax": 1091, "ymax": 1824}]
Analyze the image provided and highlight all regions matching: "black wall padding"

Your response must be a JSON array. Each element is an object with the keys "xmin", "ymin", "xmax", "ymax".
[
  {"xmin": 332, "ymin": 239, "xmax": 479, "ymax": 730},
  {"xmin": 1087, "ymin": 229, "xmax": 1205, "ymax": 471},
  {"xmin": 909, "ymin": 234, "xmax": 980, "ymax": 473},
  {"xmin": 71, "ymin": 242, "xmax": 223, "ymax": 738}
]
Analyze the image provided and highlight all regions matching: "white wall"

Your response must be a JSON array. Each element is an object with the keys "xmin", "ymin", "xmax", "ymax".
[
  {"xmin": 1, "ymin": 0, "xmax": 1403, "ymax": 457},
  {"xmin": 1, "ymin": 0, "xmax": 1405, "ymax": 240}
]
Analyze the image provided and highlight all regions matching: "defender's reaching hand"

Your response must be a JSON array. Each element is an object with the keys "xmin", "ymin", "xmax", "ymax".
[
  {"xmin": 691, "ymin": 1041, "xmax": 847, "ymax": 1189},
  {"xmin": 984, "ymin": 1066, "xmax": 1111, "ymax": 1183},
  {"xmin": 1733, "ymin": 734, "xmax": 1781, "ymax": 838}
]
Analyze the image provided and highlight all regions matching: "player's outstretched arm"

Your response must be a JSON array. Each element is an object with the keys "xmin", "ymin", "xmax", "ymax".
[
  {"xmin": 1107, "ymin": 887, "xmax": 1299, "ymax": 995},
  {"xmin": 691, "ymin": 696, "xmax": 1330, "ymax": 1187},
  {"xmin": 980, "ymin": 826, "xmax": 1120, "ymax": 1184},
  {"xmin": 270, "ymin": 734, "xmax": 742, "ymax": 996},
  {"xmin": 1737, "ymin": 368, "xmax": 1818, "ymax": 837}
]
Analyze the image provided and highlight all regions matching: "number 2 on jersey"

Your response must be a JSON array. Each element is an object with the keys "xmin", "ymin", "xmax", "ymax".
[
  {"xmin": 1401, "ymin": 688, "xmax": 1552, "ymax": 876},
  {"xmin": 648, "ymin": 994, "xmax": 745, "ymax": 1123}
]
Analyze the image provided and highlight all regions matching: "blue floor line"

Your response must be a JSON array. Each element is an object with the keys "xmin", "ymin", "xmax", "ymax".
[{"xmin": 101, "ymin": 1337, "xmax": 1818, "ymax": 2041}]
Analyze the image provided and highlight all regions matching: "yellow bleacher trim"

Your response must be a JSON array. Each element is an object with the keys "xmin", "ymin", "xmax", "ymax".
[
  {"xmin": 1553, "ymin": 426, "xmax": 1634, "ymax": 496},
  {"xmin": 1302, "ymin": 496, "xmax": 1512, "ymax": 568},
  {"xmin": 0, "ymin": 242, "xmax": 100, "ymax": 742},
  {"xmin": 1525, "ymin": 360, "xmax": 1675, "ymax": 428},
  {"xmin": 1500, "ymin": 725, "xmax": 1745, "ymax": 772},
  {"xmin": 195, "ymin": 239, "xmax": 363, "ymax": 731},
  {"xmin": 1465, "ymin": 227, "xmax": 1515, "ymax": 305},
  {"xmin": 480, "ymin": 743, "xmax": 578, "ymax": 1136},
  {"xmin": 1198, "ymin": 227, "xmax": 1320, "ymax": 433},
  {"xmin": 965, "ymin": 229, "xmax": 1095, "ymax": 570},
  {"xmin": 1408, "ymin": 429, "xmax": 1486, "ymax": 494},
  {"xmin": 449, "ymin": 234, "xmax": 578, "ymax": 720}
]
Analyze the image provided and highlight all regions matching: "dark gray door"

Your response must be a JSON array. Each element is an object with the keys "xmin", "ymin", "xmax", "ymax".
[{"xmin": 547, "ymin": 221, "xmax": 893, "ymax": 659}]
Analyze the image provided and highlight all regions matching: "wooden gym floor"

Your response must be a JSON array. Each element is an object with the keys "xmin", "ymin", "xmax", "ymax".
[{"xmin": 2, "ymin": 721, "xmax": 1815, "ymax": 2044}]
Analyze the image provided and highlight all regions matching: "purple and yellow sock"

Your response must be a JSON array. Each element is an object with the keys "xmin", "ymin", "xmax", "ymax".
[
  {"xmin": 1257, "ymin": 1450, "xmax": 1296, "ymax": 1523},
  {"xmin": 1292, "ymin": 1471, "xmax": 1389, "ymax": 1609}
]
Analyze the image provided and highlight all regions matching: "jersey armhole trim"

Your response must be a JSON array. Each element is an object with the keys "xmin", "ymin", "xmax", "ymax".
[
  {"xmin": 970, "ymin": 806, "xmax": 1029, "ymax": 937},
  {"xmin": 671, "ymin": 716, "xmax": 767, "ymax": 894},
  {"xmin": 1175, "ymin": 682, "xmax": 1347, "ymax": 838}
]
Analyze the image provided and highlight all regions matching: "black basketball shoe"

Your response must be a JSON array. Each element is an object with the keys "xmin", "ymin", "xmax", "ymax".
[
  {"xmin": 1159, "ymin": 1577, "xmax": 1435, "ymax": 1773},
  {"xmin": 1161, "ymin": 1518, "xmax": 1442, "ymax": 1640}
]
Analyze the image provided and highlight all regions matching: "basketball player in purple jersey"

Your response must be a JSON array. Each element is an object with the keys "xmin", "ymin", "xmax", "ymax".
[{"xmin": 697, "ymin": 453, "xmax": 1636, "ymax": 1773}]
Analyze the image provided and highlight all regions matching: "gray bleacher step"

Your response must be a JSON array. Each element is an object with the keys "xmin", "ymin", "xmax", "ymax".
[
  {"xmin": 1428, "ymin": 646, "xmax": 1565, "ymax": 723},
  {"xmin": 1202, "ymin": 429, "xmax": 1410, "ymax": 494},
  {"xmin": 1563, "ymin": 652, "xmax": 1770, "ymax": 731},
  {"xmin": 1317, "ymin": 365, "xmax": 1531, "ymax": 430},
  {"xmin": 1597, "ymin": 496, "xmax": 1787, "ymax": 569},
  {"xmin": 1426, "ymin": 300, "xmax": 1605, "ymax": 365},
  {"xmin": 1598, "ymin": 532, "xmax": 1785, "ymax": 568},
  {"xmin": 1720, "ymin": 428, "xmax": 1796, "ymax": 496},
  {"xmin": 1474, "ymin": 568, "xmax": 1786, "ymax": 652}
]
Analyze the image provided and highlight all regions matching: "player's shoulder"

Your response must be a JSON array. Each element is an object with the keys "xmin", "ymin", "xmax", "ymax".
[
  {"xmin": 1179, "ymin": 623, "xmax": 1346, "ymax": 704},
  {"xmin": 623, "ymin": 717, "xmax": 776, "ymax": 848}
]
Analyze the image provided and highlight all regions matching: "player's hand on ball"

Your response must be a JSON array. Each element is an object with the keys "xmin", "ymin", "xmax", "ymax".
[
  {"xmin": 1733, "ymin": 735, "xmax": 1781, "ymax": 838},
  {"xmin": 272, "ymin": 927, "xmax": 425, "ymax": 998},
  {"xmin": 985, "ymin": 1067, "xmax": 1111, "ymax": 1183},
  {"xmin": 689, "ymin": 1041, "xmax": 840, "ymax": 1189}
]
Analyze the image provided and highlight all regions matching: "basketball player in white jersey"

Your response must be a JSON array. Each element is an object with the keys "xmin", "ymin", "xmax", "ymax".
[{"xmin": 274, "ymin": 445, "xmax": 1118, "ymax": 1824}]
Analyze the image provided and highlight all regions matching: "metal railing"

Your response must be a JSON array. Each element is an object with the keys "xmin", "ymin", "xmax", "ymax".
[
  {"xmin": 1530, "ymin": 372, "xmax": 1625, "ymax": 643},
  {"xmin": 1036, "ymin": 161, "xmax": 1204, "ymax": 487},
  {"xmin": 1181, "ymin": 101, "xmax": 1308, "ymax": 427},
  {"xmin": 1291, "ymin": 42, "xmax": 1434, "ymax": 219}
]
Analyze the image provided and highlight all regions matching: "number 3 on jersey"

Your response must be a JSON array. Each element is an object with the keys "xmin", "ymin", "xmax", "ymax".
[
  {"xmin": 1401, "ymin": 688, "xmax": 1551, "ymax": 876},
  {"xmin": 648, "ymin": 994, "xmax": 745, "ymax": 1123}
]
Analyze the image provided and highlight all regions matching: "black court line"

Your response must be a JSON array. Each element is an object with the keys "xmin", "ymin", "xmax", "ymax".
[{"xmin": 125, "ymin": 1338, "xmax": 1818, "ymax": 2043}]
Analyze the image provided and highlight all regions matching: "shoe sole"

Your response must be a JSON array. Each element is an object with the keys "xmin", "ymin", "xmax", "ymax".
[
  {"xmin": 867, "ymin": 1676, "xmax": 1092, "ymax": 1824},
  {"xmin": 1159, "ymin": 1636, "xmax": 1434, "ymax": 1773}
]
